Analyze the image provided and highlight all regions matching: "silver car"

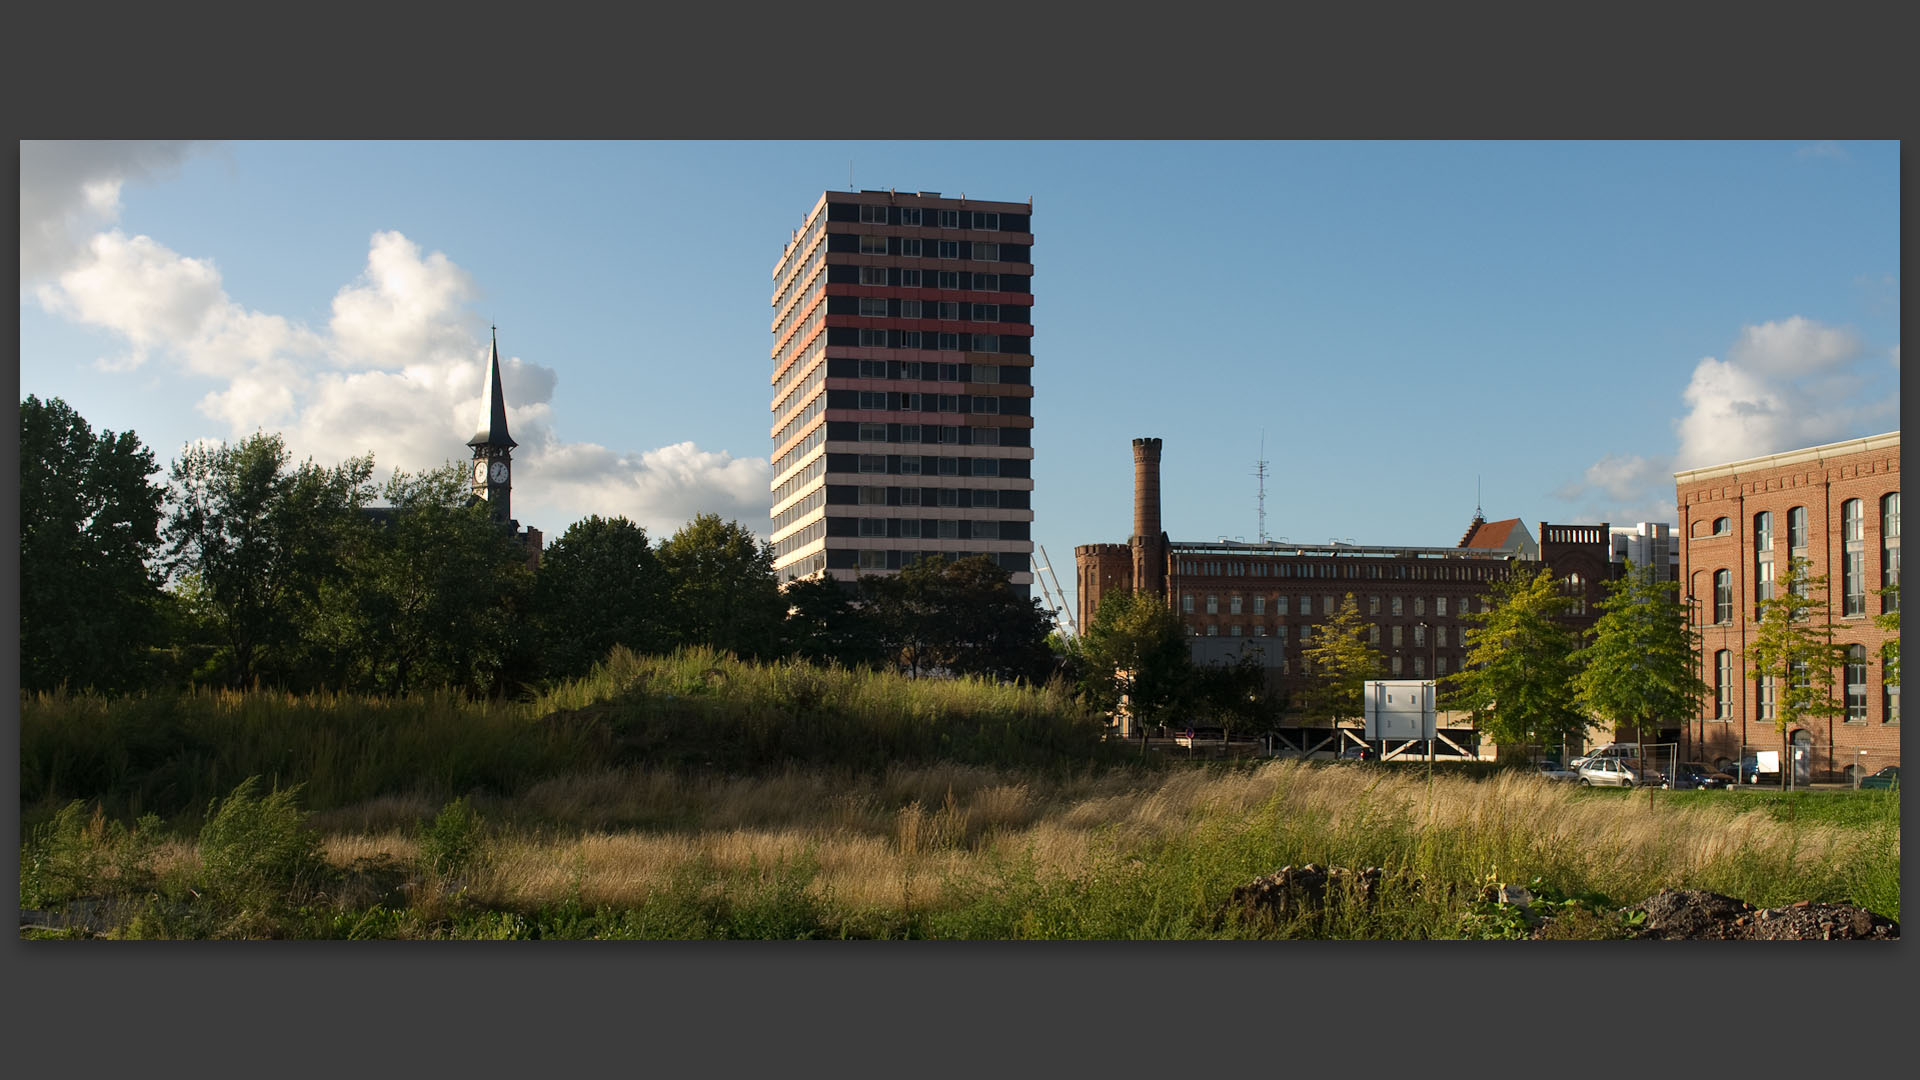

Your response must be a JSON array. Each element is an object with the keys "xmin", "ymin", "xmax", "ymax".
[
  {"xmin": 1577, "ymin": 758, "xmax": 1663, "ymax": 788},
  {"xmin": 1532, "ymin": 760, "xmax": 1580, "ymax": 782}
]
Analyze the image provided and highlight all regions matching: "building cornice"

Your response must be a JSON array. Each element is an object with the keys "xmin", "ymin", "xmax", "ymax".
[{"xmin": 1673, "ymin": 431, "xmax": 1899, "ymax": 485}]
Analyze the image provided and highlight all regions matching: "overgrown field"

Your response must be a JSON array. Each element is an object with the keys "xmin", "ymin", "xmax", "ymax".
[{"xmin": 19, "ymin": 650, "xmax": 1901, "ymax": 940}]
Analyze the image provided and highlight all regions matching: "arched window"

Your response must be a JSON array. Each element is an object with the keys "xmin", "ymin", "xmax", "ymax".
[
  {"xmin": 1564, "ymin": 572, "xmax": 1586, "ymax": 616},
  {"xmin": 1754, "ymin": 512, "xmax": 1774, "ymax": 617},
  {"xmin": 1787, "ymin": 506, "xmax": 1808, "ymax": 554},
  {"xmin": 1713, "ymin": 516, "xmax": 1731, "ymax": 536},
  {"xmin": 1841, "ymin": 499, "xmax": 1866, "ymax": 615},
  {"xmin": 1714, "ymin": 569, "xmax": 1732, "ymax": 624}
]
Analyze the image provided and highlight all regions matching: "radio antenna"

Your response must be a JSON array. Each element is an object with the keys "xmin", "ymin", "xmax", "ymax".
[{"xmin": 1254, "ymin": 429, "xmax": 1270, "ymax": 543}]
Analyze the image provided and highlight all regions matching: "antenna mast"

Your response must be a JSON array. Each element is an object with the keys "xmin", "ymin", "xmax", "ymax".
[{"xmin": 1254, "ymin": 430, "xmax": 1270, "ymax": 543}]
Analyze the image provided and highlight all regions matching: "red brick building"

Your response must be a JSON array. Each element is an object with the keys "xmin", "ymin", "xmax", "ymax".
[{"xmin": 1675, "ymin": 431, "xmax": 1900, "ymax": 781}]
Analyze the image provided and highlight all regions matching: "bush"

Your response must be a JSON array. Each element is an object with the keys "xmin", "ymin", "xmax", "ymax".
[
  {"xmin": 20, "ymin": 800, "xmax": 164, "ymax": 910},
  {"xmin": 197, "ymin": 777, "xmax": 326, "ymax": 908},
  {"xmin": 417, "ymin": 797, "xmax": 486, "ymax": 880}
]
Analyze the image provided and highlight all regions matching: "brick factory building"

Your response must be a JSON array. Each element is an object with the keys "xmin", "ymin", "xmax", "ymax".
[
  {"xmin": 1676, "ymin": 431, "xmax": 1900, "ymax": 782},
  {"xmin": 1076, "ymin": 437, "xmax": 1684, "ymax": 755},
  {"xmin": 767, "ymin": 190, "xmax": 1036, "ymax": 594}
]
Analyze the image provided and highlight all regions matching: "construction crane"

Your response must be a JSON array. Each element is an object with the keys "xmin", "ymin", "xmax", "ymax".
[{"xmin": 1031, "ymin": 544, "xmax": 1077, "ymax": 637}]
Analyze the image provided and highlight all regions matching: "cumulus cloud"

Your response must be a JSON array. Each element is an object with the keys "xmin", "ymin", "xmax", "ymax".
[
  {"xmin": 20, "ymin": 140, "xmax": 208, "ymax": 280},
  {"xmin": 32, "ymin": 215, "xmax": 771, "ymax": 538},
  {"xmin": 1558, "ymin": 315, "xmax": 1898, "ymax": 524}
]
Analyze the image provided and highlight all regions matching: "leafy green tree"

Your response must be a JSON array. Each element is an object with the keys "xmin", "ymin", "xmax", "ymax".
[
  {"xmin": 1572, "ymin": 560, "xmax": 1709, "ymax": 763},
  {"xmin": 1874, "ymin": 583, "xmax": 1899, "ymax": 688},
  {"xmin": 162, "ymin": 432, "xmax": 374, "ymax": 688},
  {"xmin": 922, "ymin": 555, "xmax": 1056, "ymax": 683},
  {"xmin": 341, "ymin": 464, "xmax": 536, "ymax": 696},
  {"xmin": 780, "ymin": 575, "xmax": 886, "ymax": 670},
  {"xmin": 1297, "ymin": 592, "xmax": 1383, "ymax": 726},
  {"xmin": 535, "ymin": 515, "xmax": 670, "ymax": 680},
  {"xmin": 1073, "ymin": 589, "xmax": 1193, "ymax": 741},
  {"xmin": 1444, "ymin": 567, "xmax": 1587, "ymax": 752},
  {"xmin": 1746, "ymin": 557, "xmax": 1846, "ymax": 790},
  {"xmin": 1192, "ymin": 647, "xmax": 1279, "ymax": 741},
  {"xmin": 19, "ymin": 396, "xmax": 167, "ymax": 693},
  {"xmin": 655, "ymin": 513, "xmax": 784, "ymax": 660}
]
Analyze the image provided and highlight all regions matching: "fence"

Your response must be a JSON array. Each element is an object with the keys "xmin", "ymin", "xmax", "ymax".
[{"xmin": 1727, "ymin": 742, "xmax": 1900, "ymax": 788}]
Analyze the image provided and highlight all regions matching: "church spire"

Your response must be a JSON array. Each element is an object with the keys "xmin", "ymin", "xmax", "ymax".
[{"xmin": 468, "ymin": 327, "xmax": 517, "ymax": 449}]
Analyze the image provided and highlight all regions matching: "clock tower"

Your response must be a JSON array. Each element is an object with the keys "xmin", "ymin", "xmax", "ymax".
[{"xmin": 468, "ymin": 328, "xmax": 517, "ymax": 526}]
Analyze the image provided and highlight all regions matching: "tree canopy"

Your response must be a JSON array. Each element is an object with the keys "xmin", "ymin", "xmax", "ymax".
[
  {"xmin": 655, "ymin": 513, "xmax": 784, "ymax": 661},
  {"xmin": 1747, "ymin": 557, "xmax": 1846, "ymax": 788},
  {"xmin": 1296, "ymin": 592, "xmax": 1382, "ymax": 725},
  {"xmin": 20, "ymin": 396, "xmax": 168, "ymax": 693},
  {"xmin": 1572, "ymin": 560, "xmax": 1708, "ymax": 752},
  {"xmin": 1445, "ymin": 566, "xmax": 1587, "ymax": 751},
  {"xmin": 535, "ymin": 514, "xmax": 669, "ymax": 681},
  {"xmin": 1073, "ymin": 588, "xmax": 1192, "ymax": 736}
]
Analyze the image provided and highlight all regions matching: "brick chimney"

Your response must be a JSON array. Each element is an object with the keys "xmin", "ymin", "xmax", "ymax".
[{"xmin": 1130, "ymin": 437, "xmax": 1168, "ymax": 600}]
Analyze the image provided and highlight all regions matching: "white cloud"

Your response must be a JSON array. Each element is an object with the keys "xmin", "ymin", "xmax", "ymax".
[
  {"xmin": 1559, "ymin": 315, "xmax": 1898, "ymax": 521},
  {"xmin": 19, "ymin": 140, "xmax": 207, "ymax": 280},
  {"xmin": 33, "ymin": 215, "xmax": 771, "ymax": 539}
]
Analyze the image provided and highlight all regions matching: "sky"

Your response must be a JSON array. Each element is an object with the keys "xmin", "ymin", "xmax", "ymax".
[{"xmin": 18, "ymin": 140, "xmax": 1901, "ymax": 627}]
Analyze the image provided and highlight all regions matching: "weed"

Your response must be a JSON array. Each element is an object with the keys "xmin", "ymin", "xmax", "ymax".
[{"xmin": 196, "ymin": 776, "xmax": 327, "ymax": 910}]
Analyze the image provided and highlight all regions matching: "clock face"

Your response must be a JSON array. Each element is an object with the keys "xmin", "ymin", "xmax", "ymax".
[
  {"xmin": 473, "ymin": 460, "xmax": 489, "ymax": 485},
  {"xmin": 488, "ymin": 460, "xmax": 510, "ymax": 484}
]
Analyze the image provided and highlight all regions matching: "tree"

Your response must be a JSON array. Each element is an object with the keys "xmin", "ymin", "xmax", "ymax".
[
  {"xmin": 1444, "ymin": 567, "xmax": 1587, "ymax": 753},
  {"xmin": 1074, "ymin": 589, "xmax": 1193, "ymax": 741},
  {"xmin": 1192, "ymin": 646, "xmax": 1279, "ymax": 743},
  {"xmin": 780, "ymin": 575, "xmax": 886, "ymax": 670},
  {"xmin": 1874, "ymin": 583, "xmax": 1899, "ymax": 688},
  {"xmin": 1296, "ymin": 592, "xmax": 1383, "ymax": 727},
  {"xmin": 1572, "ymin": 559, "xmax": 1709, "ymax": 766},
  {"xmin": 655, "ymin": 513, "xmax": 784, "ymax": 660},
  {"xmin": 340, "ymin": 464, "xmax": 536, "ymax": 696},
  {"xmin": 19, "ymin": 396, "xmax": 169, "ymax": 694},
  {"xmin": 162, "ymin": 432, "xmax": 374, "ymax": 688},
  {"xmin": 535, "ymin": 515, "xmax": 670, "ymax": 680},
  {"xmin": 857, "ymin": 555, "xmax": 1054, "ymax": 682},
  {"xmin": 1746, "ymin": 557, "xmax": 1847, "ymax": 790}
]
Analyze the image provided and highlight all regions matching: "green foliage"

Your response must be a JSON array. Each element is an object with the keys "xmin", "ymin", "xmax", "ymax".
[
  {"xmin": 1072, "ymin": 589, "xmax": 1193, "ymax": 733},
  {"xmin": 196, "ymin": 777, "xmax": 327, "ymax": 907},
  {"xmin": 655, "ymin": 514, "xmax": 785, "ymax": 660},
  {"xmin": 162, "ymin": 432, "xmax": 376, "ymax": 688},
  {"xmin": 535, "ymin": 515, "xmax": 670, "ymax": 681},
  {"xmin": 20, "ymin": 800, "xmax": 161, "ymax": 908},
  {"xmin": 1573, "ymin": 559, "xmax": 1708, "ymax": 746},
  {"xmin": 417, "ymin": 797, "xmax": 487, "ymax": 879},
  {"xmin": 1874, "ymin": 583, "xmax": 1898, "ymax": 687},
  {"xmin": 860, "ymin": 555, "xmax": 1056, "ymax": 683},
  {"xmin": 20, "ymin": 395, "xmax": 168, "ymax": 695},
  {"xmin": 337, "ymin": 463, "xmax": 536, "ymax": 696},
  {"xmin": 1446, "ymin": 567, "xmax": 1586, "ymax": 749},
  {"xmin": 1297, "ymin": 593, "xmax": 1383, "ymax": 724},
  {"xmin": 1746, "ymin": 558, "xmax": 1846, "ymax": 789},
  {"xmin": 781, "ymin": 575, "xmax": 887, "ymax": 670}
]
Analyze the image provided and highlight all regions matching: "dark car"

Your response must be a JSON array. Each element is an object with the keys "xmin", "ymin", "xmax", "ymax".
[
  {"xmin": 1858, "ymin": 766, "xmax": 1900, "ymax": 791},
  {"xmin": 1666, "ymin": 762, "xmax": 1735, "ymax": 790}
]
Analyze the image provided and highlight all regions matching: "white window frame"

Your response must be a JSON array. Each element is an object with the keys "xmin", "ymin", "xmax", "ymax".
[
  {"xmin": 898, "ymin": 331, "xmax": 921, "ymax": 349},
  {"xmin": 971, "ymin": 304, "xmax": 999, "ymax": 322},
  {"xmin": 899, "ymin": 269, "xmax": 921, "ymax": 287},
  {"xmin": 859, "ymin": 517, "xmax": 887, "ymax": 538},
  {"xmin": 899, "ymin": 519, "xmax": 921, "ymax": 539},
  {"xmin": 858, "ymin": 486, "xmax": 887, "ymax": 505},
  {"xmin": 858, "ymin": 392, "xmax": 886, "ymax": 410},
  {"xmin": 858, "ymin": 423, "xmax": 887, "ymax": 441},
  {"xmin": 899, "ymin": 300, "xmax": 922, "ymax": 319},
  {"xmin": 858, "ymin": 454, "xmax": 887, "ymax": 473},
  {"xmin": 860, "ymin": 234, "xmax": 888, "ymax": 255},
  {"xmin": 938, "ymin": 333, "xmax": 959, "ymax": 350},
  {"xmin": 972, "ymin": 212, "xmax": 999, "ymax": 230},
  {"xmin": 899, "ymin": 238, "xmax": 922, "ymax": 257},
  {"xmin": 938, "ymin": 240, "xmax": 959, "ymax": 259},
  {"xmin": 973, "ymin": 272, "xmax": 1000, "ymax": 291},
  {"xmin": 859, "ymin": 297, "xmax": 888, "ymax": 317},
  {"xmin": 858, "ymin": 328, "xmax": 887, "ymax": 347},
  {"xmin": 939, "ymin": 209, "xmax": 960, "ymax": 228},
  {"xmin": 938, "ymin": 271, "xmax": 959, "ymax": 289},
  {"xmin": 971, "ymin": 427, "xmax": 999, "ymax": 446},
  {"xmin": 899, "ymin": 207, "xmax": 922, "ymax": 226},
  {"xmin": 859, "ymin": 266, "xmax": 887, "ymax": 286},
  {"xmin": 972, "ymin": 242, "xmax": 999, "ymax": 262},
  {"xmin": 858, "ymin": 549, "xmax": 888, "ymax": 570},
  {"xmin": 858, "ymin": 359, "xmax": 886, "ymax": 378},
  {"xmin": 860, "ymin": 204, "xmax": 887, "ymax": 224},
  {"xmin": 899, "ymin": 488, "xmax": 922, "ymax": 506}
]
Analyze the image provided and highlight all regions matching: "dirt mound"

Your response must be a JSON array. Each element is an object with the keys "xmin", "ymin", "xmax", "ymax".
[{"xmin": 1626, "ymin": 889, "xmax": 1898, "ymax": 940}]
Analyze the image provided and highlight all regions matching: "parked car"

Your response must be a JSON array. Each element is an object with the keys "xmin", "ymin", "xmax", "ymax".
[
  {"xmin": 1857, "ymin": 766, "xmax": 1900, "ymax": 790},
  {"xmin": 1722, "ymin": 756, "xmax": 1781, "ymax": 784},
  {"xmin": 1570, "ymin": 743, "xmax": 1642, "ymax": 770},
  {"xmin": 1578, "ymin": 758, "xmax": 1664, "ymax": 788},
  {"xmin": 1532, "ymin": 760, "xmax": 1580, "ymax": 783},
  {"xmin": 1340, "ymin": 744, "xmax": 1374, "ymax": 762},
  {"xmin": 1666, "ymin": 762, "xmax": 1735, "ymax": 790}
]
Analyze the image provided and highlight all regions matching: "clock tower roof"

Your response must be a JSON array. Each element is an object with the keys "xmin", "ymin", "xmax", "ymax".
[{"xmin": 468, "ymin": 328, "xmax": 518, "ymax": 449}]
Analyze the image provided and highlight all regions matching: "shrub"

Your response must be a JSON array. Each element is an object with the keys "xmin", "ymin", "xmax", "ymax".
[
  {"xmin": 197, "ymin": 777, "xmax": 327, "ymax": 908},
  {"xmin": 418, "ymin": 797, "xmax": 487, "ymax": 880}
]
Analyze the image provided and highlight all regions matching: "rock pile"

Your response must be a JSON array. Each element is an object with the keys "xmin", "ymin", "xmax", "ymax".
[
  {"xmin": 1229, "ymin": 864, "xmax": 1390, "ymax": 922},
  {"xmin": 1627, "ymin": 889, "xmax": 1899, "ymax": 941}
]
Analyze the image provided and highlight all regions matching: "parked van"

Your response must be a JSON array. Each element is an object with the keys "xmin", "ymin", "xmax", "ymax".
[{"xmin": 1569, "ymin": 743, "xmax": 1642, "ymax": 770}]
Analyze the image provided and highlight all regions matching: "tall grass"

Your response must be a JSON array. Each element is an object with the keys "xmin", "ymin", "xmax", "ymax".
[{"xmin": 21, "ymin": 645, "xmax": 1121, "ymax": 824}]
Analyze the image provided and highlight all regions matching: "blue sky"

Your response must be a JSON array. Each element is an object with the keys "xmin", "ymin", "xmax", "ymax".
[{"xmin": 19, "ymin": 140, "xmax": 1900, "ymax": 625}]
